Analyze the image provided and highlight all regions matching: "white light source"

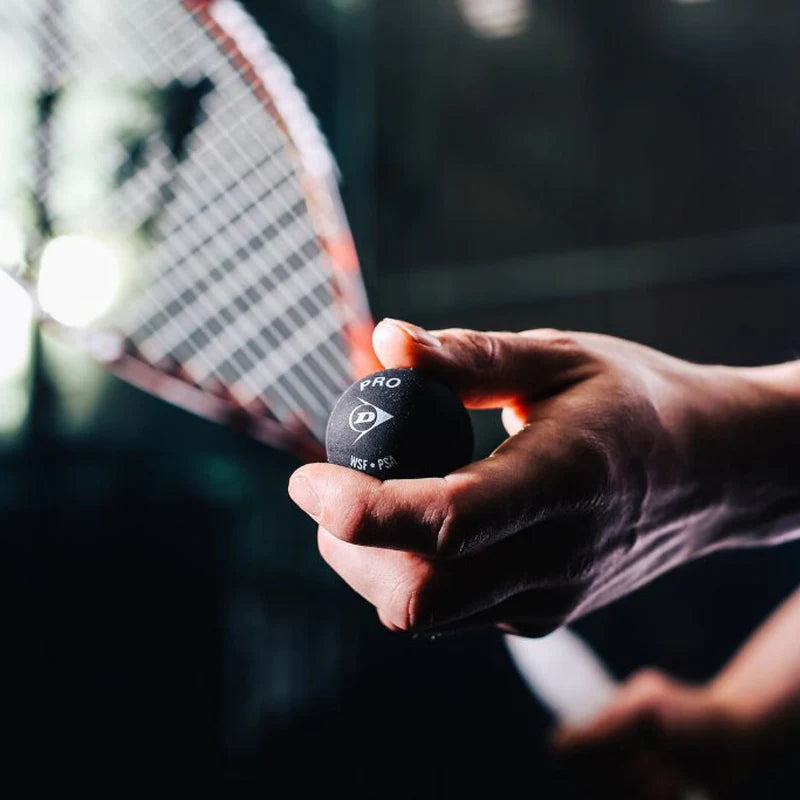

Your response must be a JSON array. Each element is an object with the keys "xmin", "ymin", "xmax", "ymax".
[
  {"xmin": 38, "ymin": 235, "xmax": 122, "ymax": 328},
  {"xmin": 456, "ymin": 0, "xmax": 533, "ymax": 39},
  {"xmin": 0, "ymin": 270, "xmax": 34, "ymax": 380},
  {"xmin": 0, "ymin": 212, "xmax": 26, "ymax": 269}
]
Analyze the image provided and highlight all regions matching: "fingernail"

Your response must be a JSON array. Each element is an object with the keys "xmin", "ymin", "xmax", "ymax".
[
  {"xmin": 381, "ymin": 318, "xmax": 442, "ymax": 348},
  {"xmin": 288, "ymin": 474, "xmax": 321, "ymax": 519}
]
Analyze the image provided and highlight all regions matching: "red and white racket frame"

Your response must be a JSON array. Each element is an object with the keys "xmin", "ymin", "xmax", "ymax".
[{"xmin": 22, "ymin": 0, "xmax": 380, "ymax": 461}]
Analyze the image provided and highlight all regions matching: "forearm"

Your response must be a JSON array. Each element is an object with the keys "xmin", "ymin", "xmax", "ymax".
[
  {"xmin": 754, "ymin": 360, "xmax": 800, "ymax": 400},
  {"xmin": 710, "ymin": 585, "xmax": 800, "ymax": 730},
  {"xmin": 670, "ymin": 360, "xmax": 800, "ymax": 557},
  {"xmin": 725, "ymin": 362, "xmax": 800, "ymax": 544},
  {"xmin": 587, "ymin": 358, "xmax": 800, "ymax": 615}
]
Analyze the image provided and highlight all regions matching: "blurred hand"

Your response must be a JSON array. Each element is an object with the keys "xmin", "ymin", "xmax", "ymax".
[
  {"xmin": 553, "ymin": 669, "xmax": 757, "ymax": 800},
  {"xmin": 288, "ymin": 319, "xmax": 800, "ymax": 635}
]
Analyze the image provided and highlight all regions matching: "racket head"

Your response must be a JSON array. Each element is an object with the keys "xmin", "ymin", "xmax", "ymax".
[{"xmin": 0, "ymin": 0, "xmax": 379, "ymax": 458}]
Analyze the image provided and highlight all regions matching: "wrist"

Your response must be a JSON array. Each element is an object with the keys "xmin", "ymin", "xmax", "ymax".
[
  {"xmin": 723, "ymin": 362, "xmax": 800, "ymax": 499},
  {"xmin": 667, "ymin": 361, "xmax": 800, "ymax": 556},
  {"xmin": 745, "ymin": 360, "xmax": 800, "ymax": 402},
  {"xmin": 708, "ymin": 672, "xmax": 768, "ymax": 728},
  {"xmin": 708, "ymin": 671, "xmax": 800, "ymax": 746}
]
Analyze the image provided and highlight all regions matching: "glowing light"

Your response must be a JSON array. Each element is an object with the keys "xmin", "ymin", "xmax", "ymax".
[
  {"xmin": 0, "ymin": 270, "xmax": 34, "ymax": 380},
  {"xmin": 456, "ymin": 0, "xmax": 534, "ymax": 39},
  {"xmin": 38, "ymin": 235, "xmax": 122, "ymax": 328},
  {"xmin": 0, "ymin": 212, "xmax": 26, "ymax": 269}
]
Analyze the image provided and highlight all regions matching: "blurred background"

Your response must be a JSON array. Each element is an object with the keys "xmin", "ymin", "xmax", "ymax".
[{"xmin": 3, "ymin": 0, "xmax": 800, "ymax": 795}]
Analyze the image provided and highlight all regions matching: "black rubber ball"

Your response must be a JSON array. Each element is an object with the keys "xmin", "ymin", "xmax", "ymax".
[{"xmin": 326, "ymin": 368, "xmax": 474, "ymax": 480}]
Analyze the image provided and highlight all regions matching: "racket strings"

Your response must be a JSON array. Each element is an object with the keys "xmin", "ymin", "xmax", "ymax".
[
  {"xmin": 6, "ymin": 0, "xmax": 364, "ymax": 441},
  {"xmin": 132, "ymin": 226, "xmax": 341, "ymax": 422},
  {"xmin": 129, "ymin": 93, "xmax": 351, "ymax": 412},
  {"xmin": 118, "ymin": 1, "xmax": 350, "ymax": 424}
]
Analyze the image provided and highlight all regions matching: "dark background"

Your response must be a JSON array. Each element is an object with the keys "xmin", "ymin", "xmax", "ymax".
[{"xmin": 3, "ymin": 1, "xmax": 800, "ymax": 795}]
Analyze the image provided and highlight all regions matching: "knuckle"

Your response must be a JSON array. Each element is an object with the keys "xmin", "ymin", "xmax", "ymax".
[
  {"xmin": 429, "ymin": 478, "xmax": 478, "ymax": 558},
  {"xmin": 629, "ymin": 668, "xmax": 668, "ymax": 698},
  {"xmin": 338, "ymin": 496, "xmax": 377, "ymax": 545},
  {"xmin": 464, "ymin": 330, "xmax": 502, "ymax": 372},
  {"xmin": 429, "ymin": 482, "xmax": 462, "ymax": 557},
  {"xmin": 528, "ymin": 328, "xmax": 577, "ymax": 348},
  {"xmin": 575, "ymin": 431, "xmax": 613, "ymax": 482},
  {"xmin": 553, "ymin": 431, "xmax": 614, "ymax": 513},
  {"xmin": 602, "ymin": 368, "xmax": 645, "ymax": 407},
  {"xmin": 528, "ymin": 329, "xmax": 586, "ymax": 360},
  {"xmin": 387, "ymin": 563, "xmax": 436, "ymax": 633}
]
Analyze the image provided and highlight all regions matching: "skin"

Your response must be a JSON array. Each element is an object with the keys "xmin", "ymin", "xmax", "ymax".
[
  {"xmin": 553, "ymin": 586, "xmax": 800, "ymax": 799},
  {"xmin": 289, "ymin": 318, "xmax": 800, "ymax": 636}
]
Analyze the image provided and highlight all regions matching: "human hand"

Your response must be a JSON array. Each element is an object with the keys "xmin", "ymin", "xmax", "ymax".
[
  {"xmin": 288, "ymin": 319, "xmax": 800, "ymax": 635},
  {"xmin": 552, "ymin": 669, "xmax": 758, "ymax": 800}
]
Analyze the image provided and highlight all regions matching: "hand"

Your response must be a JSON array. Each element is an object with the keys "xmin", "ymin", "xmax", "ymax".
[
  {"xmin": 288, "ymin": 319, "xmax": 800, "ymax": 635},
  {"xmin": 553, "ymin": 669, "xmax": 758, "ymax": 800}
]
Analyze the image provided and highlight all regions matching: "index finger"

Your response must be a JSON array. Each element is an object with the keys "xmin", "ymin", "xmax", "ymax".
[
  {"xmin": 373, "ymin": 321, "xmax": 590, "ymax": 409},
  {"xmin": 289, "ymin": 423, "xmax": 605, "ymax": 558}
]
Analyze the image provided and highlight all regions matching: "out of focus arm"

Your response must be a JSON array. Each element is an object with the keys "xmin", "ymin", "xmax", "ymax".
[{"xmin": 711, "ymin": 585, "xmax": 800, "ymax": 732}]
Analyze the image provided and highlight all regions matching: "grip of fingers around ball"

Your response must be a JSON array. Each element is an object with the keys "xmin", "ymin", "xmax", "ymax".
[{"xmin": 325, "ymin": 368, "xmax": 474, "ymax": 480}]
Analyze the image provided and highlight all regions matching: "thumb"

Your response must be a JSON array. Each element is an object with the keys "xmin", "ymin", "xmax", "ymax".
[{"xmin": 372, "ymin": 318, "xmax": 586, "ymax": 409}]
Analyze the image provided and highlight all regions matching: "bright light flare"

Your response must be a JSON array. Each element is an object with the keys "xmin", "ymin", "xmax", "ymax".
[
  {"xmin": 456, "ymin": 0, "xmax": 534, "ymax": 39},
  {"xmin": 0, "ymin": 270, "xmax": 34, "ymax": 380},
  {"xmin": 38, "ymin": 235, "xmax": 122, "ymax": 328}
]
